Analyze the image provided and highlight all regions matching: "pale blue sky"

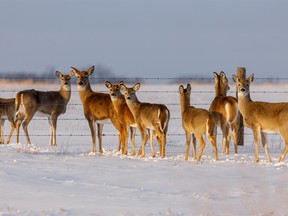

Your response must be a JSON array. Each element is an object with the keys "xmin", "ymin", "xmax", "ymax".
[{"xmin": 1, "ymin": 0, "xmax": 287, "ymax": 79}]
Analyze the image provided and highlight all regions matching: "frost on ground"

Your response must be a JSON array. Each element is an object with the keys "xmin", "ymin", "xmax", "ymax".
[{"xmin": 0, "ymin": 83, "xmax": 288, "ymax": 216}]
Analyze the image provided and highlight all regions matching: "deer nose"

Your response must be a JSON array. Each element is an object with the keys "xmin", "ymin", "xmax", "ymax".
[
  {"xmin": 240, "ymin": 88, "xmax": 245, "ymax": 92},
  {"xmin": 111, "ymin": 93, "xmax": 116, "ymax": 97},
  {"xmin": 78, "ymin": 81, "xmax": 83, "ymax": 85},
  {"xmin": 64, "ymin": 81, "xmax": 68, "ymax": 85},
  {"xmin": 127, "ymin": 96, "xmax": 131, "ymax": 100}
]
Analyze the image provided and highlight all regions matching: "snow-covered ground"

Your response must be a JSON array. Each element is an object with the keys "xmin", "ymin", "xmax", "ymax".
[{"xmin": 0, "ymin": 81, "xmax": 287, "ymax": 216}]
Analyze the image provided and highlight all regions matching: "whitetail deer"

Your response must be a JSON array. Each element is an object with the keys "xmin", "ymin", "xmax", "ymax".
[
  {"xmin": 72, "ymin": 66, "xmax": 125, "ymax": 154},
  {"xmin": 179, "ymin": 84, "xmax": 218, "ymax": 161},
  {"xmin": 0, "ymin": 98, "xmax": 24, "ymax": 144},
  {"xmin": 209, "ymin": 71, "xmax": 239, "ymax": 154},
  {"xmin": 233, "ymin": 73, "xmax": 288, "ymax": 163},
  {"xmin": 15, "ymin": 70, "xmax": 75, "ymax": 145},
  {"xmin": 120, "ymin": 83, "xmax": 170, "ymax": 158},
  {"xmin": 105, "ymin": 81, "xmax": 137, "ymax": 155}
]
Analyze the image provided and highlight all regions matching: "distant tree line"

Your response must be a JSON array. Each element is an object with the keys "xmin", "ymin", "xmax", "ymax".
[{"xmin": 0, "ymin": 65, "xmax": 144, "ymax": 84}]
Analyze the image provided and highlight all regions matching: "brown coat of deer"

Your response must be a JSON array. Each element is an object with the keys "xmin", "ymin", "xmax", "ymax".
[
  {"xmin": 209, "ymin": 71, "xmax": 239, "ymax": 154},
  {"xmin": 179, "ymin": 84, "xmax": 218, "ymax": 161},
  {"xmin": 0, "ymin": 98, "xmax": 24, "ymax": 144},
  {"xmin": 72, "ymin": 66, "xmax": 125, "ymax": 154},
  {"xmin": 15, "ymin": 70, "xmax": 74, "ymax": 145},
  {"xmin": 105, "ymin": 81, "xmax": 137, "ymax": 155},
  {"xmin": 120, "ymin": 83, "xmax": 170, "ymax": 158},
  {"xmin": 233, "ymin": 73, "xmax": 288, "ymax": 162}
]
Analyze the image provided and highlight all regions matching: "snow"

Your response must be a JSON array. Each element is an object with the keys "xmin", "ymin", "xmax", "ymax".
[{"xmin": 0, "ymin": 82, "xmax": 288, "ymax": 216}]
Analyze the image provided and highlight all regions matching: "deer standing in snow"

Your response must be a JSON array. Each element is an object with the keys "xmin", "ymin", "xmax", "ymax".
[
  {"xmin": 179, "ymin": 84, "xmax": 218, "ymax": 161},
  {"xmin": 120, "ymin": 83, "xmax": 170, "ymax": 158},
  {"xmin": 0, "ymin": 98, "xmax": 24, "ymax": 144},
  {"xmin": 72, "ymin": 66, "xmax": 125, "ymax": 154},
  {"xmin": 105, "ymin": 81, "xmax": 137, "ymax": 155},
  {"xmin": 209, "ymin": 71, "xmax": 239, "ymax": 154},
  {"xmin": 15, "ymin": 70, "xmax": 74, "ymax": 145},
  {"xmin": 233, "ymin": 73, "xmax": 288, "ymax": 162}
]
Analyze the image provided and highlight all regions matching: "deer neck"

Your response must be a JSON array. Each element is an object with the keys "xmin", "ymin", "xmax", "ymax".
[
  {"xmin": 59, "ymin": 86, "xmax": 72, "ymax": 104},
  {"xmin": 215, "ymin": 83, "xmax": 227, "ymax": 97},
  {"xmin": 126, "ymin": 98, "xmax": 141, "ymax": 118},
  {"xmin": 111, "ymin": 96, "xmax": 126, "ymax": 113},
  {"xmin": 78, "ymin": 85, "xmax": 94, "ymax": 104},
  {"xmin": 237, "ymin": 91, "xmax": 252, "ymax": 115},
  {"xmin": 179, "ymin": 95, "xmax": 190, "ymax": 114}
]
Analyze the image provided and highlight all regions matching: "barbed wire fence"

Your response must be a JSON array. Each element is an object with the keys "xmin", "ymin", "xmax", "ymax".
[{"xmin": 0, "ymin": 77, "xmax": 287, "ymax": 154}]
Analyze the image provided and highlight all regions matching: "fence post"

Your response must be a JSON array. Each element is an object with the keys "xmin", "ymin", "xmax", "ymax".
[{"xmin": 235, "ymin": 67, "xmax": 246, "ymax": 146}]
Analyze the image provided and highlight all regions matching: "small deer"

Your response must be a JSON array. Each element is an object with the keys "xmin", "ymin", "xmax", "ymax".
[
  {"xmin": 0, "ymin": 98, "xmax": 23, "ymax": 144},
  {"xmin": 233, "ymin": 73, "xmax": 288, "ymax": 163},
  {"xmin": 120, "ymin": 83, "xmax": 170, "ymax": 158},
  {"xmin": 209, "ymin": 71, "xmax": 239, "ymax": 154},
  {"xmin": 72, "ymin": 66, "xmax": 125, "ymax": 154},
  {"xmin": 179, "ymin": 84, "xmax": 218, "ymax": 161},
  {"xmin": 105, "ymin": 81, "xmax": 137, "ymax": 155},
  {"xmin": 15, "ymin": 70, "xmax": 75, "ymax": 145}
]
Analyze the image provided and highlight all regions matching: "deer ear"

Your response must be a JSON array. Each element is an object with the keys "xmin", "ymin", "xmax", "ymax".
[
  {"xmin": 105, "ymin": 81, "xmax": 112, "ymax": 88},
  {"xmin": 69, "ymin": 70, "xmax": 75, "ymax": 77},
  {"xmin": 232, "ymin": 75, "xmax": 240, "ymax": 83},
  {"xmin": 133, "ymin": 83, "xmax": 141, "ymax": 91},
  {"xmin": 55, "ymin": 71, "xmax": 63, "ymax": 78},
  {"xmin": 213, "ymin": 72, "xmax": 219, "ymax": 81},
  {"xmin": 87, "ymin": 66, "xmax": 95, "ymax": 75},
  {"xmin": 119, "ymin": 83, "xmax": 126, "ymax": 91},
  {"xmin": 71, "ymin": 67, "xmax": 79, "ymax": 74},
  {"xmin": 187, "ymin": 83, "xmax": 191, "ymax": 91},
  {"xmin": 248, "ymin": 73, "xmax": 254, "ymax": 83},
  {"xmin": 179, "ymin": 85, "xmax": 184, "ymax": 93},
  {"xmin": 220, "ymin": 71, "xmax": 226, "ymax": 79},
  {"xmin": 118, "ymin": 81, "xmax": 125, "ymax": 86}
]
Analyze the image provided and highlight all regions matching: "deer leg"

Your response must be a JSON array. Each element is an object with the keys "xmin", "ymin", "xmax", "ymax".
[
  {"xmin": 138, "ymin": 126, "xmax": 147, "ymax": 157},
  {"xmin": 279, "ymin": 143, "xmax": 288, "ymax": 163},
  {"xmin": 185, "ymin": 132, "xmax": 191, "ymax": 160},
  {"xmin": 196, "ymin": 135, "xmax": 206, "ymax": 161},
  {"xmin": 260, "ymin": 131, "xmax": 271, "ymax": 162},
  {"xmin": 51, "ymin": 115, "xmax": 58, "ymax": 146},
  {"xmin": 207, "ymin": 132, "xmax": 218, "ymax": 161},
  {"xmin": 161, "ymin": 132, "xmax": 166, "ymax": 158},
  {"xmin": 6, "ymin": 119, "xmax": 16, "ymax": 144},
  {"xmin": 221, "ymin": 123, "xmax": 230, "ymax": 154},
  {"xmin": 252, "ymin": 128, "xmax": 260, "ymax": 163},
  {"xmin": 22, "ymin": 116, "xmax": 33, "ymax": 145},
  {"xmin": 16, "ymin": 117, "xmax": 22, "ymax": 144},
  {"xmin": 148, "ymin": 129, "xmax": 155, "ymax": 157},
  {"xmin": 278, "ymin": 132, "xmax": 288, "ymax": 162},
  {"xmin": 192, "ymin": 134, "xmax": 197, "ymax": 160},
  {"xmin": 130, "ymin": 126, "xmax": 136, "ymax": 156},
  {"xmin": 0, "ymin": 119, "xmax": 4, "ymax": 144},
  {"xmin": 231, "ymin": 122, "xmax": 238, "ymax": 154},
  {"xmin": 87, "ymin": 119, "xmax": 96, "ymax": 153},
  {"xmin": 96, "ymin": 123, "xmax": 103, "ymax": 153},
  {"xmin": 116, "ymin": 134, "xmax": 121, "ymax": 152},
  {"xmin": 48, "ymin": 117, "xmax": 53, "ymax": 145},
  {"xmin": 122, "ymin": 126, "xmax": 128, "ymax": 155}
]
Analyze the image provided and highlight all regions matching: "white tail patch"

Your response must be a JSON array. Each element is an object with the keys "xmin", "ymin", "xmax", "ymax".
[
  {"xmin": 16, "ymin": 94, "xmax": 25, "ymax": 118},
  {"xmin": 224, "ymin": 103, "xmax": 231, "ymax": 122},
  {"xmin": 157, "ymin": 109, "xmax": 163, "ymax": 132},
  {"xmin": 163, "ymin": 109, "xmax": 169, "ymax": 131}
]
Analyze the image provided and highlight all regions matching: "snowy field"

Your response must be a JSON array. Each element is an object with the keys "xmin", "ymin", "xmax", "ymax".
[{"xmin": 0, "ymin": 81, "xmax": 288, "ymax": 216}]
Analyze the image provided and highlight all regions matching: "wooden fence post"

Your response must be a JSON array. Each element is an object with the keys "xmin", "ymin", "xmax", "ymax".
[{"xmin": 235, "ymin": 67, "xmax": 246, "ymax": 146}]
